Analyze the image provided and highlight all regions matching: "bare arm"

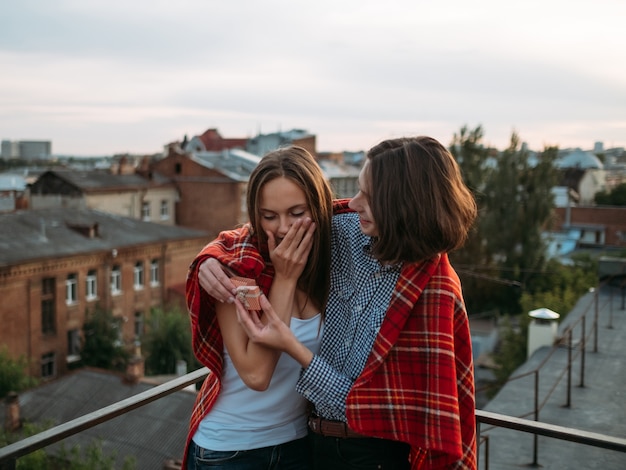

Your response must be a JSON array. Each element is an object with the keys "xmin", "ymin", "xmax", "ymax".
[{"xmin": 216, "ymin": 218, "xmax": 315, "ymax": 390}]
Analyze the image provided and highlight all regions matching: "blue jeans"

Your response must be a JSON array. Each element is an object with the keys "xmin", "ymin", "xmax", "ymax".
[
  {"xmin": 309, "ymin": 432, "xmax": 410, "ymax": 470},
  {"xmin": 187, "ymin": 437, "xmax": 312, "ymax": 470}
]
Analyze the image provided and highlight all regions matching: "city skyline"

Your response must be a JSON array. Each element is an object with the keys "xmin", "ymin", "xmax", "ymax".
[{"xmin": 1, "ymin": 0, "xmax": 625, "ymax": 156}]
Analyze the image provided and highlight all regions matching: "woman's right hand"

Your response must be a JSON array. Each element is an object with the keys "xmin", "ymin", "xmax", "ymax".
[
  {"xmin": 235, "ymin": 294, "xmax": 314, "ymax": 368},
  {"xmin": 198, "ymin": 258, "xmax": 237, "ymax": 303}
]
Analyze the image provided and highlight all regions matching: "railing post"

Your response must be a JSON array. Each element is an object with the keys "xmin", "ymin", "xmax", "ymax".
[
  {"xmin": 476, "ymin": 418, "xmax": 481, "ymax": 469},
  {"xmin": 565, "ymin": 329, "xmax": 572, "ymax": 408},
  {"xmin": 608, "ymin": 283, "xmax": 614, "ymax": 329},
  {"xmin": 532, "ymin": 370, "xmax": 539, "ymax": 466},
  {"xmin": 593, "ymin": 284, "xmax": 599, "ymax": 353},
  {"xmin": 579, "ymin": 316, "xmax": 585, "ymax": 388},
  {"xmin": 484, "ymin": 435, "xmax": 489, "ymax": 470}
]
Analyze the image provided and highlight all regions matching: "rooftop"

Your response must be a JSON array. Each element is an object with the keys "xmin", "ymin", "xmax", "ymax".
[
  {"xmin": 13, "ymin": 368, "xmax": 195, "ymax": 470},
  {"xmin": 482, "ymin": 283, "xmax": 626, "ymax": 468},
  {"xmin": 0, "ymin": 208, "xmax": 207, "ymax": 266}
]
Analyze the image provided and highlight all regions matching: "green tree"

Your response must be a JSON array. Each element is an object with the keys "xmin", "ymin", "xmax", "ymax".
[
  {"xmin": 81, "ymin": 306, "xmax": 129, "ymax": 371},
  {"xmin": 594, "ymin": 182, "xmax": 626, "ymax": 206},
  {"xmin": 449, "ymin": 125, "xmax": 500, "ymax": 313},
  {"xmin": 142, "ymin": 307, "xmax": 197, "ymax": 375},
  {"xmin": 2, "ymin": 422, "xmax": 50, "ymax": 470},
  {"xmin": 451, "ymin": 128, "xmax": 560, "ymax": 314},
  {"xmin": 482, "ymin": 135, "xmax": 559, "ymax": 295},
  {"xmin": 0, "ymin": 347, "xmax": 38, "ymax": 398},
  {"xmin": 490, "ymin": 314, "xmax": 529, "ymax": 394},
  {"xmin": 2, "ymin": 422, "xmax": 135, "ymax": 470},
  {"xmin": 56, "ymin": 440, "xmax": 136, "ymax": 470},
  {"xmin": 491, "ymin": 256, "xmax": 597, "ymax": 391}
]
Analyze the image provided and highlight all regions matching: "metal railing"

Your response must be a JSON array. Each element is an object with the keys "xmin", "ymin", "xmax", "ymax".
[
  {"xmin": 2, "ymin": 277, "xmax": 625, "ymax": 469},
  {"xmin": 475, "ymin": 276, "xmax": 625, "ymax": 467},
  {"xmin": 1, "ymin": 365, "xmax": 625, "ymax": 469}
]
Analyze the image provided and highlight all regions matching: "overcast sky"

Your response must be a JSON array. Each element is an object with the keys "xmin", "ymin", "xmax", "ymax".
[{"xmin": 1, "ymin": 0, "xmax": 625, "ymax": 156}]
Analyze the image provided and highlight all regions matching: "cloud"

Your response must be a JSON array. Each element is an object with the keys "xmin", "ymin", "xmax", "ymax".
[{"xmin": 1, "ymin": 0, "xmax": 625, "ymax": 154}]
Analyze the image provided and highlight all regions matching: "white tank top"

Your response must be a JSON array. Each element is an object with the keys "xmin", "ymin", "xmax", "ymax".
[{"xmin": 193, "ymin": 314, "xmax": 323, "ymax": 451}]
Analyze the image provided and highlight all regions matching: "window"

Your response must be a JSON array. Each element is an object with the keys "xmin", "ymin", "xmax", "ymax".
[
  {"xmin": 67, "ymin": 329, "xmax": 81, "ymax": 362},
  {"xmin": 86, "ymin": 269, "xmax": 97, "ymax": 301},
  {"xmin": 41, "ymin": 277, "xmax": 56, "ymax": 334},
  {"xmin": 66, "ymin": 273, "xmax": 77, "ymax": 304},
  {"xmin": 41, "ymin": 352, "xmax": 56, "ymax": 379},
  {"xmin": 160, "ymin": 200, "xmax": 169, "ymax": 220},
  {"xmin": 134, "ymin": 261, "xmax": 144, "ymax": 290},
  {"xmin": 134, "ymin": 311, "xmax": 144, "ymax": 338},
  {"xmin": 113, "ymin": 317, "xmax": 123, "ymax": 347},
  {"xmin": 175, "ymin": 163, "xmax": 182, "ymax": 174},
  {"xmin": 111, "ymin": 265, "xmax": 122, "ymax": 295},
  {"xmin": 150, "ymin": 258, "xmax": 159, "ymax": 286},
  {"xmin": 141, "ymin": 201, "xmax": 151, "ymax": 221}
]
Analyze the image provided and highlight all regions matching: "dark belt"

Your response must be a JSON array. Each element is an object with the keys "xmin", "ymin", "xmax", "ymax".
[{"xmin": 308, "ymin": 416, "xmax": 368, "ymax": 438}]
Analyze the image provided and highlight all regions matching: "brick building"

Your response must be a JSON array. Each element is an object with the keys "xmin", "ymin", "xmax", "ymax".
[
  {"xmin": 152, "ymin": 146, "xmax": 259, "ymax": 238},
  {"xmin": 552, "ymin": 205, "xmax": 626, "ymax": 248},
  {"xmin": 0, "ymin": 208, "xmax": 207, "ymax": 380}
]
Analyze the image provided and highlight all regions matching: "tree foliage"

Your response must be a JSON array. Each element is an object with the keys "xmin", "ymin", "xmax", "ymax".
[
  {"xmin": 2, "ymin": 422, "xmax": 135, "ymax": 470},
  {"xmin": 142, "ymin": 306, "xmax": 197, "ymax": 375},
  {"xmin": 81, "ymin": 306, "xmax": 129, "ymax": 371},
  {"xmin": 449, "ymin": 125, "xmax": 600, "ymax": 391},
  {"xmin": 56, "ymin": 440, "xmax": 136, "ymax": 470},
  {"xmin": 490, "ymin": 314, "xmax": 529, "ymax": 392},
  {"xmin": 594, "ymin": 182, "xmax": 626, "ymax": 206},
  {"xmin": 450, "ymin": 126, "xmax": 560, "ymax": 315},
  {"xmin": 490, "ymin": 255, "xmax": 597, "ymax": 391},
  {"xmin": 0, "ymin": 346, "xmax": 38, "ymax": 398}
]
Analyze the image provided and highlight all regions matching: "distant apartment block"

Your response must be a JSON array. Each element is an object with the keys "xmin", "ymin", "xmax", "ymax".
[
  {"xmin": 1, "ymin": 139, "xmax": 52, "ymax": 159},
  {"xmin": 246, "ymin": 129, "xmax": 316, "ymax": 157},
  {"xmin": 152, "ymin": 145, "xmax": 254, "ymax": 238},
  {"xmin": 0, "ymin": 173, "xmax": 28, "ymax": 212},
  {"xmin": 29, "ymin": 156, "xmax": 179, "ymax": 226}
]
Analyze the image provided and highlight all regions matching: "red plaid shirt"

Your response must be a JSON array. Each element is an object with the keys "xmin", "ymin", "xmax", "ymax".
[
  {"xmin": 183, "ymin": 200, "xmax": 476, "ymax": 470},
  {"xmin": 182, "ymin": 226, "xmax": 273, "ymax": 468},
  {"xmin": 344, "ymin": 244, "xmax": 477, "ymax": 470}
]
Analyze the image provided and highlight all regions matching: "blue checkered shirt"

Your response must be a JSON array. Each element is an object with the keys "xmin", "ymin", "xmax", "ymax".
[{"xmin": 295, "ymin": 212, "xmax": 401, "ymax": 421}]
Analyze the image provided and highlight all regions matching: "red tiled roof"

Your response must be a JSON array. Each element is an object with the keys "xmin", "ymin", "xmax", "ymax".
[{"xmin": 198, "ymin": 128, "xmax": 247, "ymax": 151}]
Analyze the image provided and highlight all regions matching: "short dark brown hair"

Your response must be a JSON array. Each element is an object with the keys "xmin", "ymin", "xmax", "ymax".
[
  {"xmin": 247, "ymin": 145, "xmax": 334, "ymax": 312},
  {"xmin": 366, "ymin": 136, "xmax": 477, "ymax": 264}
]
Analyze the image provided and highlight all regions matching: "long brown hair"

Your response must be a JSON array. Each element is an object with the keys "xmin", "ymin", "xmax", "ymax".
[
  {"xmin": 247, "ymin": 145, "xmax": 334, "ymax": 313},
  {"xmin": 366, "ymin": 136, "xmax": 477, "ymax": 264}
]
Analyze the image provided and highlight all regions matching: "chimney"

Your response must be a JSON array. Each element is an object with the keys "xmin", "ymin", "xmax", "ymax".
[
  {"xmin": 124, "ymin": 340, "xmax": 145, "ymax": 384},
  {"xmin": 527, "ymin": 308, "xmax": 561, "ymax": 359},
  {"xmin": 4, "ymin": 392, "xmax": 21, "ymax": 432}
]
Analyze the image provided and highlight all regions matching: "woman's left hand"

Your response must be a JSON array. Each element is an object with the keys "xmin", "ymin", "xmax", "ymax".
[
  {"xmin": 267, "ymin": 218, "xmax": 315, "ymax": 282},
  {"xmin": 234, "ymin": 294, "xmax": 294, "ymax": 351},
  {"xmin": 235, "ymin": 294, "xmax": 315, "ymax": 367}
]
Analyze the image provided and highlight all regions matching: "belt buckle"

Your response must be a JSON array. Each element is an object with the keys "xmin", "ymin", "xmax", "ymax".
[{"xmin": 308, "ymin": 416, "xmax": 320, "ymax": 433}]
